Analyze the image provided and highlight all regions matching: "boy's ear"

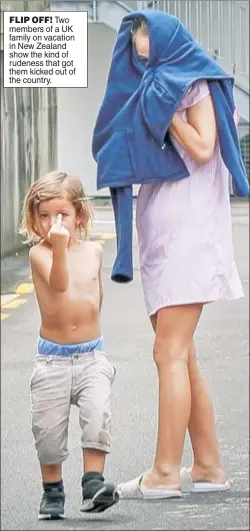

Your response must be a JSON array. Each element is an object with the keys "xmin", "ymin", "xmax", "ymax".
[
  {"xmin": 76, "ymin": 206, "xmax": 87, "ymax": 225},
  {"xmin": 76, "ymin": 214, "xmax": 84, "ymax": 227}
]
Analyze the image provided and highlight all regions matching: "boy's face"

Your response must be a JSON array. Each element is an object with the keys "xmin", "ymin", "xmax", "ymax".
[{"xmin": 35, "ymin": 196, "xmax": 80, "ymax": 242}]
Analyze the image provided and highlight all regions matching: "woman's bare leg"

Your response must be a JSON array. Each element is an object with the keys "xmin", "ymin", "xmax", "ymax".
[
  {"xmin": 142, "ymin": 303, "xmax": 203, "ymax": 490},
  {"xmin": 187, "ymin": 341, "xmax": 227, "ymax": 482},
  {"xmin": 150, "ymin": 314, "xmax": 227, "ymax": 484}
]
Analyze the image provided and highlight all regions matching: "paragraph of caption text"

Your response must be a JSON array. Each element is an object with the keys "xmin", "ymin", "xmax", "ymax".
[{"xmin": 4, "ymin": 12, "xmax": 88, "ymax": 88}]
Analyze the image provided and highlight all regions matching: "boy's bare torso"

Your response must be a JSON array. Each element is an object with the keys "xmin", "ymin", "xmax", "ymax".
[{"xmin": 30, "ymin": 240, "xmax": 103, "ymax": 344}]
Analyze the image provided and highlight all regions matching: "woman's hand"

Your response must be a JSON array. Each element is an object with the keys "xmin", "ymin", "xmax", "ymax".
[{"xmin": 169, "ymin": 95, "xmax": 217, "ymax": 164}]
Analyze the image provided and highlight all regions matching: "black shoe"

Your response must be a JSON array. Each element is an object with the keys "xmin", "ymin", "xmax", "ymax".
[
  {"xmin": 81, "ymin": 472, "xmax": 119, "ymax": 513},
  {"xmin": 38, "ymin": 486, "xmax": 65, "ymax": 520}
]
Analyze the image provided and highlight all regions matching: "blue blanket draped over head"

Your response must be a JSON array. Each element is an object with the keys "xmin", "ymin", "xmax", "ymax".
[{"xmin": 92, "ymin": 9, "xmax": 249, "ymax": 283}]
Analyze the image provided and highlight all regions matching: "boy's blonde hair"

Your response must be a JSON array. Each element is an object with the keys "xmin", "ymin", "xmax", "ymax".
[{"xmin": 19, "ymin": 171, "xmax": 93, "ymax": 243}]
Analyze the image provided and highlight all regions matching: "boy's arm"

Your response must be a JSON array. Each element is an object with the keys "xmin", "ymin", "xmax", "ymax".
[
  {"xmin": 30, "ymin": 246, "xmax": 69, "ymax": 294},
  {"xmin": 50, "ymin": 249, "xmax": 69, "ymax": 293},
  {"xmin": 30, "ymin": 214, "xmax": 69, "ymax": 293},
  {"xmin": 98, "ymin": 244, "xmax": 104, "ymax": 311}
]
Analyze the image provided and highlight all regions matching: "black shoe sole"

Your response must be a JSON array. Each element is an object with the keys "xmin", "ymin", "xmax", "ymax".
[{"xmin": 81, "ymin": 484, "xmax": 119, "ymax": 513}]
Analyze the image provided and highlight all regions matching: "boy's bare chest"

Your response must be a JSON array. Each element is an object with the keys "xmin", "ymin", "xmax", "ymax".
[{"xmin": 67, "ymin": 253, "xmax": 99, "ymax": 292}]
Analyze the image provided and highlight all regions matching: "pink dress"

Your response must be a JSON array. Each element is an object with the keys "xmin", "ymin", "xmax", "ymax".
[{"xmin": 136, "ymin": 80, "xmax": 244, "ymax": 316}]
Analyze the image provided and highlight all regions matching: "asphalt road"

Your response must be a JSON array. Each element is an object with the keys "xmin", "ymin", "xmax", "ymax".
[{"xmin": 1, "ymin": 202, "xmax": 249, "ymax": 530}]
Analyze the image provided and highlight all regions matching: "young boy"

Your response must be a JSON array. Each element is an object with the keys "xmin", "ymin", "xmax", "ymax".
[{"xmin": 20, "ymin": 171, "xmax": 119, "ymax": 519}]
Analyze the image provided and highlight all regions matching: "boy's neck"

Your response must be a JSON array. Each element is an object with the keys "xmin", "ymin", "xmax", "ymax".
[
  {"xmin": 41, "ymin": 236, "xmax": 84, "ymax": 251},
  {"xmin": 67, "ymin": 236, "xmax": 80, "ymax": 249}
]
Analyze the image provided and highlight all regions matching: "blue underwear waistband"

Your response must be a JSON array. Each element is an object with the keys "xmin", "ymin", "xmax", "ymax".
[{"xmin": 37, "ymin": 335, "xmax": 105, "ymax": 356}]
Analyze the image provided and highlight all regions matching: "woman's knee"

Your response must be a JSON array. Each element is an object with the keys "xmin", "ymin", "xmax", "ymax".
[
  {"xmin": 152, "ymin": 304, "xmax": 202, "ymax": 367},
  {"xmin": 188, "ymin": 340, "xmax": 201, "ymax": 376},
  {"xmin": 153, "ymin": 337, "xmax": 190, "ymax": 366}
]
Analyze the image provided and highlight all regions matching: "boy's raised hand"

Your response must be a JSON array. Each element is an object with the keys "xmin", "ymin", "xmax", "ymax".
[{"xmin": 48, "ymin": 214, "xmax": 69, "ymax": 251}]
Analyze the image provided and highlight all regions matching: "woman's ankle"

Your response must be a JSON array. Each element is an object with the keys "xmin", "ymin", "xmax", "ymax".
[
  {"xmin": 190, "ymin": 462, "xmax": 227, "ymax": 483},
  {"xmin": 141, "ymin": 465, "xmax": 181, "ymax": 490}
]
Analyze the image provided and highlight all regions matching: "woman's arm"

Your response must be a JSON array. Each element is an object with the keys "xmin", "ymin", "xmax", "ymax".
[{"xmin": 169, "ymin": 94, "xmax": 217, "ymax": 164}]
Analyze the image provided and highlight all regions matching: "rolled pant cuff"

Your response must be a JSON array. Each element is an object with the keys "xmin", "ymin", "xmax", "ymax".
[{"xmin": 80, "ymin": 442, "xmax": 111, "ymax": 454}]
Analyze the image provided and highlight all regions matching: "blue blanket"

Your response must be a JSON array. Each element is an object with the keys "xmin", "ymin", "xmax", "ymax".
[{"xmin": 92, "ymin": 9, "xmax": 249, "ymax": 283}]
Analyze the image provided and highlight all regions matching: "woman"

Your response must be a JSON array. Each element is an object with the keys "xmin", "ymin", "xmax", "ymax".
[{"xmin": 92, "ymin": 11, "xmax": 248, "ymax": 499}]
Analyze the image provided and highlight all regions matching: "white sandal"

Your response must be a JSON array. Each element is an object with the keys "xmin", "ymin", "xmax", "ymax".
[
  {"xmin": 117, "ymin": 474, "xmax": 182, "ymax": 500},
  {"xmin": 180, "ymin": 467, "xmax": 231, "ymax": 493}
]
